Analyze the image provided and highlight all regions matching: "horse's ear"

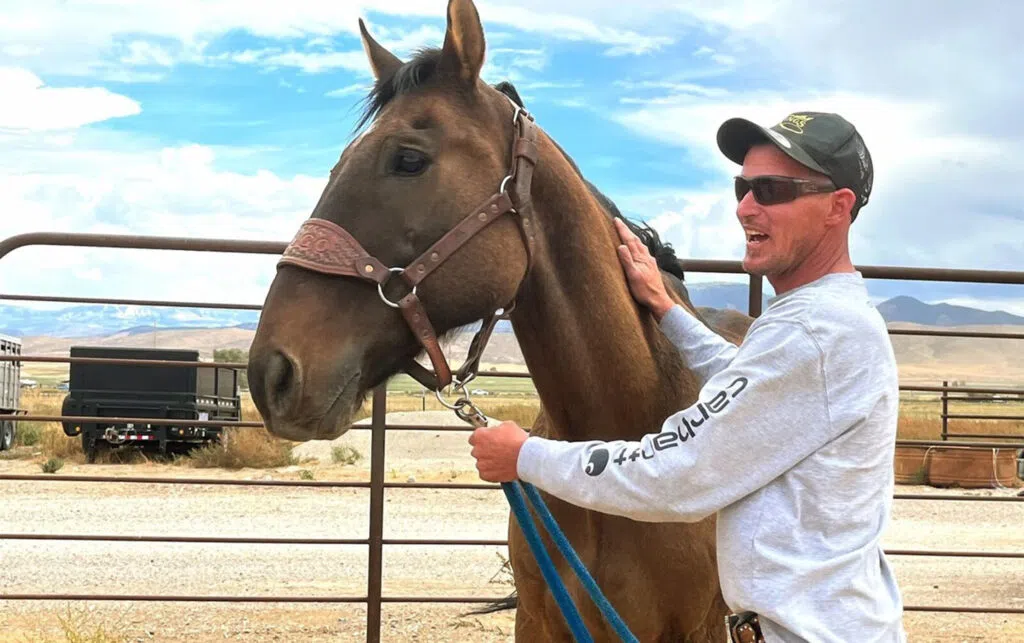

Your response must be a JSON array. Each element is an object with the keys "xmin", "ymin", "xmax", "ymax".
[
  {"xmin": 359, "ymin": 18, "xmax": 402, "ymax": 81},
  {"xmin": 439, "ymin": 0, "xmax": 485, "ymax": 85}
]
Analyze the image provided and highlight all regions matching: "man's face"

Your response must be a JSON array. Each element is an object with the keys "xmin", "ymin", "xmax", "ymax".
[{"xmin": 737, "ymin": 144, "xmax": 836, "ymax": 279}]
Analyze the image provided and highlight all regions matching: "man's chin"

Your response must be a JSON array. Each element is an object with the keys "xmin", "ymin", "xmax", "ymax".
[{"xmin": 742, "ymin": 256, "xmax": 768, "ymax": 277}]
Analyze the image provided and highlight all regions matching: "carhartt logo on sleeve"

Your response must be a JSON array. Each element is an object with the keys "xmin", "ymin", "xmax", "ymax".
[
  {"xmin": 585, "ymin": 376, "xmax": 749, "ymax": 475},
  {"xmin": 584, "ymin": 448, "xmax": 609, "ymax": 476}
]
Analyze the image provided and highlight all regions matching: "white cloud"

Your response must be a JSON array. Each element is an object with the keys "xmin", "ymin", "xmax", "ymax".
[
  {"xmin": 0, "ymin": 0, "xmax": 682, "ymax": 80},
  {"xmin": 614, "ymin": 186, "xmax": 748, "ymax": 280},
  {"xmin": 212, "ymin": 24, "xmax": 447, "ymax": 75},
  {"xmin": 326, "ymin": 83, "xmax": 373, "ymax": 98},
  {"xmin": 480, "ymin": 47, "xmax": 552, "ymax": 86},
  {"xmin": 118, "ymin": 41, "xmax": 179, "ymax": 67},
  {"xmin": 0, "ymin": 67, "xmax": 141, "ymax": 131},
  {"xmin": 615, "ymin": 80, "xmax": 730, "ymax": 101},
  {"xmin": 0, "ymin": 124, "xmax": 326, "ymax": 306},
  {"xmin": 515, "ymin": 81, "xmax": 583, "ymax": 90},
  {"xmin": 611, "ymin": 84, "xmax": 1024, "ymax": 273},
  {"xmin": 259, "ymin": 50, "xmax": 369, "ymax": 74}
]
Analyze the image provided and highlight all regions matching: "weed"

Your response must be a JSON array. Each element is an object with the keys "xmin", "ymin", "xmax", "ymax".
[
  {"xmin": 185, "ymin": 428, "xmax": 295, "ymax": 470},
  {"xmin": 332, "ymin": 445, "xmax": 361, "ymax": 465},
  {"xmin": 15, "ymin": 423, "xmax": 43, "ymax": 446},
  {"xmin": 41, "ymin": 457, "xmax": 64, "ymax": 474}
]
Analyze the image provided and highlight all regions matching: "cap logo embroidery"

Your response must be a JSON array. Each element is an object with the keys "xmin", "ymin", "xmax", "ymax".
[
  {"xmin": 779, "ymin": 114, "xmax": 814, "ymax": 134},
  {"xmin": 768, "ymin": 129, "xmax": 792, "ymax": 148}
]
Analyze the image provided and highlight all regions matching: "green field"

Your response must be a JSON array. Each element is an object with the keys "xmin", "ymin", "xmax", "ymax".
[{"xmin": 385, "ymin": 372, "xmax": 537, "ymax": 396}]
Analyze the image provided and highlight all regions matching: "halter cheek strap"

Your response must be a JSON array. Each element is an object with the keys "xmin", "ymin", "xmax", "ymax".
[{"xmin": 277, "ymin": 103, "xmax": 539, "ymax": 391}]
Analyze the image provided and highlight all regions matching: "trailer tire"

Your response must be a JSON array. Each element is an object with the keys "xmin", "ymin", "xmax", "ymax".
[
  {"xmin": 61, "ymin": 397, "xmax": 81, "ymax": 437},
  {"xmin": 0, "ymin": 420, "xmax": 13, "ymax": 451}
]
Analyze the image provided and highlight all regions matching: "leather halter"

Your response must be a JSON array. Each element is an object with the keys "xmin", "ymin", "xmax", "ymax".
[{"xmin": 276, "ymin": 100, "xmax": 539, "ymax": 391}]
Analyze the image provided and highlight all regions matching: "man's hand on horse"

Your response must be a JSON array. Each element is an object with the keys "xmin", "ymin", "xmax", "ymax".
[
  {"xmin": 468, "ymin": 421, "xmax": 529, "ymax": 483},
  {"xmin": 614, "ymin": 218, "xmax": 675, "ymax": 321}
]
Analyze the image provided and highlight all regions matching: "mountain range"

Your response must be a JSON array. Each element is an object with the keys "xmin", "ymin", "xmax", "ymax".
[{"xmin": 1, "ymin": 283, "xmax": 1022, "ymax": 339}]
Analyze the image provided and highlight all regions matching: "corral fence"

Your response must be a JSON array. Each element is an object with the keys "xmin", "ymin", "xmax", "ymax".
[
  {"xmin": 1, "ymin": 231, "xmax": 1024, "ymax": 641},
  {"xmin": 934, "ymin": 379, "xmax": 1024, "ymax": 443}
]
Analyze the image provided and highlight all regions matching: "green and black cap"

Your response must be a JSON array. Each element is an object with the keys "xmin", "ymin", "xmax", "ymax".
[{"xmin": 717, "ymin": 111, "xmax": 873, "ymax": 220}]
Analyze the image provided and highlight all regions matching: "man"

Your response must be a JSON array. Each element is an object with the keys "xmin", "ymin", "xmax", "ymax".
[{"xmin": 468, "ymin": 111, "xmax": 907, "ymax": 642}]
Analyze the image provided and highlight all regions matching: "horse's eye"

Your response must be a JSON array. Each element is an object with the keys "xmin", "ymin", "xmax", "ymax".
[{"xmin": 392, "ymin": 149, "xmax": 428, "ymax": 176}]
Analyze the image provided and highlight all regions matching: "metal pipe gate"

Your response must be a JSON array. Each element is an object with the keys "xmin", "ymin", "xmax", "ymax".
[{"xmin": 1, "ymin": 231, "xmax": 1023, "ymax": 641}]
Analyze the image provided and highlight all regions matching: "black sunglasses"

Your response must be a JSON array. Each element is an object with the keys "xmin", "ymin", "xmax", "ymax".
[{"xmin": 734, "ymin": 175, "xmax": 836, "ymax": 205}]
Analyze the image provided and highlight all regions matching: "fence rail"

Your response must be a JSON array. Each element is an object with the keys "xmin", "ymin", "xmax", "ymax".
[{"xmin": 2, "ymin": 230, "xmax": 1024, "ymax": 640}]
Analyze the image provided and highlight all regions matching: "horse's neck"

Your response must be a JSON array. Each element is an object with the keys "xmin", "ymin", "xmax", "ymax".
[{"xmin": 509, "ymin": 139, "xmax": 701, "ymax": 442}]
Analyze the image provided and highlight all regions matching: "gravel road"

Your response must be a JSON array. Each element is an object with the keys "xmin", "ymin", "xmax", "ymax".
[{"xmin": 2, "ymin": 411, "xmax": 1023, "ymax": 641}]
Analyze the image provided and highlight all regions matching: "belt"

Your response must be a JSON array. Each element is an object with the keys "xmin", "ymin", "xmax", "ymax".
[{"xmin": 726, "ymin": 611, "xmax": 766, "ymax": 643}]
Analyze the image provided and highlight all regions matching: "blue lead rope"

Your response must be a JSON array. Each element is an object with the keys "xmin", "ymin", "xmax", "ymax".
[
  {"xmin": 502, "ymin": 481, "xmax": 593, "ymax": 642},
  {"xmin": 521, "ymin": 482, "xmax": 639, "ymax": 643},
  {"xmin": 502, "ymin": 480, "xmax": 639, "ymax": 643}
]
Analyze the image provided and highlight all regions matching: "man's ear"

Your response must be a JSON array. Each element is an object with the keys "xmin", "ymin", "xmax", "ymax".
[{"xmin": 827, "ymin": 188, "xmax": 857, "ymax": 227}]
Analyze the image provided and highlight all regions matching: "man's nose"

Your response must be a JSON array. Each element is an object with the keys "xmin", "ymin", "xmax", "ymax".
[{"xmin": 736, "ymin": 191, "xmax": 760, "ymax": 219}]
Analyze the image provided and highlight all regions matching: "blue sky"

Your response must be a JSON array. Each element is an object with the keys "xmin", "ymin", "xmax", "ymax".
[{"xmin": 1, "ymin": 0, "xmax": 1023, "ymax": 315}]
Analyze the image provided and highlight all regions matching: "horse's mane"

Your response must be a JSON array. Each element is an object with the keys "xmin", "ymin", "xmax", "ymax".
[
  {"xmin": 356, "ymin": 47, "xmax": 688, "ymax": 295},
  {"xmin": 492, "ymin": 82, "xmax": 688, "ymax": 296}
]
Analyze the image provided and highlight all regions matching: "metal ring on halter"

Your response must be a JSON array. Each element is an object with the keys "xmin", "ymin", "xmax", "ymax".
[
  {"xmin": 435, "ymin": 375, "xmax": 475, "ymax": 406},
  {"xmin": 499, "ymin": 174, "xmax": 514, "ymax": 195},
  {"xmin": 435, "ymin": 388, "xmax": 467, "ymax": 411},
  {"xmin": 377, "ymin": 267, "xmax": 416, "ymax": 309}
]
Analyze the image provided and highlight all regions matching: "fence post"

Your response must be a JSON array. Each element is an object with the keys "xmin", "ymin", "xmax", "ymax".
[
  {"xmin": 941, "ymin": 380, "xmax": 948, "ymax": 441},
  {"xmin": 367, "ymin": 385, "xmax": 387, "ymax": 643},
  {"xmin": 748, "ymin": 274, "xmax": 763, "ymax": 318}
]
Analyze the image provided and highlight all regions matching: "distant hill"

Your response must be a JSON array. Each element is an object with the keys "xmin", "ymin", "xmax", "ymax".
[
  {"xmin": 2, "ymin": 288, "xmax": 1022, "ymax": 339},
  {"xmin": 685, "ymin": 282, "xmax": 771, "ymax": 313},
  {"xmin": 876, "ymin": 295, "xmax": 1024, "ymax": 326},
  {"xmin": 0, "ymin": 304, "xmax": 258, "ymax": 338}
]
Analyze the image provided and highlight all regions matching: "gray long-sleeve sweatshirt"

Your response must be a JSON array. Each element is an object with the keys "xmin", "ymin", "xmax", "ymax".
[{"xmin": 516, "ymin": 271, "xmax": 907, "ymax": 642}]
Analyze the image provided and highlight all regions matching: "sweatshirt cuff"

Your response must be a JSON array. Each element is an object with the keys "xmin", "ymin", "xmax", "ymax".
[{"xmin": 516, "ymin": 435, "xmax": 552, "ymax": 483}]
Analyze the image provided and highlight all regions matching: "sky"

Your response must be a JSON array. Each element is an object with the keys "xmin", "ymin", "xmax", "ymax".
[{"xmin": 1, "ymin": 0, "xmax": 1022, "ymax": 315}]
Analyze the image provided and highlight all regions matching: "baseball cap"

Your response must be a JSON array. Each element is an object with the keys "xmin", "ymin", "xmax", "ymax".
[{"xmin": 716, "ymin": 111, "xmax": 873, "ymax": 220}]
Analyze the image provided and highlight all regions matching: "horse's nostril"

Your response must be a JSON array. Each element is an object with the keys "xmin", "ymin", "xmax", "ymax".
[{"xmin": 265, "ymin": 350, "xmax": 299, "ymax": 416}]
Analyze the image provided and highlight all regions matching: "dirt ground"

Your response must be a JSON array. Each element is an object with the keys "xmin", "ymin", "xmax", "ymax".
[{"xmin": 2, "ymin": 412, "xmax": 1023, "ymax": 642}]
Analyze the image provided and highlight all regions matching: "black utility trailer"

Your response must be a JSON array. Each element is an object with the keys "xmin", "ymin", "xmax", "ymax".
[
  {"xmin": 0, "ymin": 333, "xmax": 23, "ymax": 451},
  {"xmin": 60, "ymin": 346, "xmax": 242, "ymax": 462}
]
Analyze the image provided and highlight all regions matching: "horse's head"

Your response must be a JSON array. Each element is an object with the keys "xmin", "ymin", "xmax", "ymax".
[{"xmin": 248, "ymin": 0, "xmax": 537, "ymax": 441}]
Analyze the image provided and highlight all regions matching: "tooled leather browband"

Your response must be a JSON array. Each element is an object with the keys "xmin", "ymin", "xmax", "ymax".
[{"xmin": 278, "ymin": 218, "xmax": 390, "ymax": 284}]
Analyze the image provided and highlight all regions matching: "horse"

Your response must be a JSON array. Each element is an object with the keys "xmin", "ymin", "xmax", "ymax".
[{"xmin": 247, "ymin": 1, "xmax": 752, "ymax": 640}]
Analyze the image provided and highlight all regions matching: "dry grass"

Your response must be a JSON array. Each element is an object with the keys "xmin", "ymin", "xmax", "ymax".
[
  {"xmin": 13, "ymin": 604, "xmax": 131, "ymax": 643},
  {"xmin": 14, "ymin": 390, "xmax": 85, "ymax": 462},
  {"xmin": 183, "ymin": 428, "xmax": 296, "ymax": 469},
  {"xmin": 897, "ymin": 396, "xmax": 1024, "ymax": 441}
]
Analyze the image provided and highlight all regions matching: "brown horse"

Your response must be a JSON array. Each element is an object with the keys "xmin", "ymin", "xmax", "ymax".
[{"xmin": 247, "ymin": 1, "xmax": 752, "ymax": 640}]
